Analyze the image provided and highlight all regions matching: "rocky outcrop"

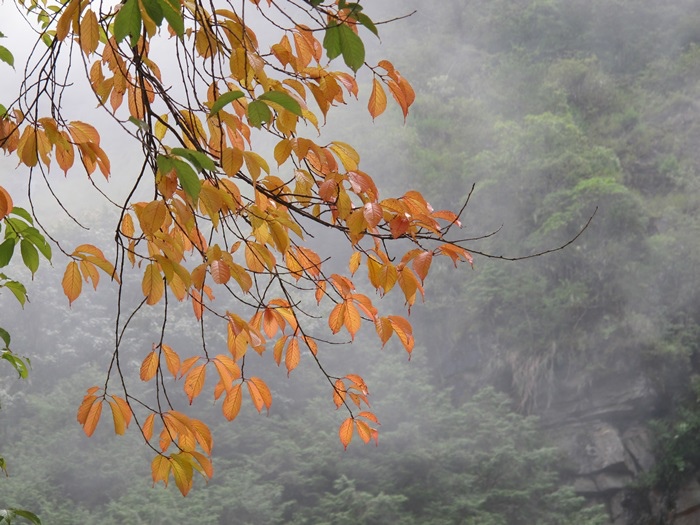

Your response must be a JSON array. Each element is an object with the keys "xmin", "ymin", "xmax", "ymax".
[{"xmin": 534, "ymin": 371, "xmax": 700, "ymax": 524}]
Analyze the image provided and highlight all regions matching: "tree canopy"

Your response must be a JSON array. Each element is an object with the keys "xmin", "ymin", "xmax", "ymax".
[{"xmin": 0, "ymin": 0, "xmax": 510, "ymax": 496}]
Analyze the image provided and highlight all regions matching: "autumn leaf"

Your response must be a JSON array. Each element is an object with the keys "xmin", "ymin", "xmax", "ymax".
[
  {"xmin": 62, "ymin": 261, "xmax": 82, "ymax": 305},
  {"xmin": 140, "ymin": 350, "xmax": 159, "ymax": 381},
  {"xmin": 339, "ymin": 417, "xmax": 353, "ymax": 449},
  {"xmin": 368, "ymin": 78, "xmax": 387, "ymax": 120}
]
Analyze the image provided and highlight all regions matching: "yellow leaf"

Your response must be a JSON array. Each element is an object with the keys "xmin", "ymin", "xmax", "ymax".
[
  {"xmin": 368, "ymin": 78, "xmax": 387, "ymax": 120},
  {"xmin": 184, "ymin": 364, "xmax": 207, "ymax": 404},
  {"xmin": 329, "ymin": 141, "xmax": 360, "ymax": 171},
  {"xmin": 112, "ymin": 396, "xmax": 133, "ymax": 427},
  {"xmin": 274, "ymin": 138, "xmax": 293, "ymax": 165},
  {"xmin": 137, "ymin": 200, "xmax": 167, "ymax": 236},
  {"xmin": 108, "ymin": 399, "xmax": 127, "ymax": 435},
  {"xmin": 151, "ymin": 454, "xmax": 171, "ymax": 486},
  {"xmin": 348, "ymin": 252, "xmax": 361, "ymax": 275},
  {"xmin": 62, "ymin": 261, "xmax": 82, "ymax": 305},
  {"xmin": 140, "ymin": 351, "xmax": 159, "ymax": 381},
  {"xmin": 221, "ymin": 147, "xmax": 243, "ymax": 177},
  {"xmin": 142, "ymin": 263, "xmax": 164, "ymax": 305},
  {"xmin": 120, "ymin": 213, "xmax": 135, "ymax": 237},
  {"xmin": 56, "ymin": 0, "xmax": 78, "ymax": 41},
  {"xmin": 339, "ymin": 417, "xmax": 353, "ymax": 449},
  {"xmin": 162, "ymin": 344, "xmax": 181, "ymax": 377},
  {"xmin": 170, "ymin": 453, "xmax": 194, "ymax": 496},
  {"xmin": 79, "ymin": 9, "xmax": 100, "ymax": 55},
  {"xmin": 155, "ymin": 114, "xmax": 168, "ymax": 140}
]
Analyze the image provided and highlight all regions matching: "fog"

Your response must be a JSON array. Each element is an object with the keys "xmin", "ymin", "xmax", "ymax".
[{"xmin": 3, "ymin": 1, "xmax": 700, "ymax": 523}]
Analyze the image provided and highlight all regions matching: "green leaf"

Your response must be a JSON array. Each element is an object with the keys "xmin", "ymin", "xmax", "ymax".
[
  {"xmin": 128, "ymin": 116, "xmax": 149, "ymax": 131},
  {"xmin": 156, "ymin": 0, "xmax": 184, "ymax": 37},
  {"xmin": 0, "ymin": 508, "xmax": 41, "ymax": 525},
  {"xmin": 209, "ymin": 90, "xmax": 245, "ymax": 115},
  {"xmin": 0, "ymin": 327, "xmax": 10, "ymax": 348},
  {"xmin": 3, "ymin": 280, "xmax": 27, "ymax": 307},
  {"xmin": 141, "ymin": 0, "xmax": 164, "ymax": 26},
  {"xmin": 356, "ymin": 13, "xmax": 378, "ymax": 37},
  {"xmin": 0, "ymin": 239, "xmax": 15, "ymax": 268},
  {"xmin": 2, "ymin": 350, "xmax": 29, "ymax": 379},
  {"xmin": 338, "ymin": 24, "xmax": 365, "ymax": 72},
  {"xmin": 20, "ymin": 239, "xmax": 39, "ymax": 275},
  {"xmin": 0, "ymin": 104, "xmax": 7, "ymax": 118},
  {"xmin": 156, "ymin": 154, "xmax": 174, "ymax": 175},
  {"xmin": 170, "ymin": 148, "xmax": 216, "ymax": 171},
  {"xmin": 113, "ymin": 0, "xmax": 142, "ymax": 46},
  {"xmin": 247, "ymin": 100, "xmax": 272, "ymax": 128},
  {"xmin": 0, "ymin": 45, "xmax": 14, "ymax": 68},
  {"xmin": 21, "ymin": 228, "xmax": 51, "ymax": 261},
  {"xmin": 172, "ymin": 159, "xmax": 201, "ymax": 202},
  {"xmin": 8, "ymin": 509, "xmax": 41, "ymax": 525},
  {"xmin": 10, "ymin": 207, "xmax": 33, "ymax": 224},
  {"xmin": 323, "ymin": 23, "xmax": 342, "ymax": 60},
  {"xmin": 258, "ymin": 91, "xmax": 302, "ymax": 116}
]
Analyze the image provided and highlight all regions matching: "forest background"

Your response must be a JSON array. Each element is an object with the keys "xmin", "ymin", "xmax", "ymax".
[{"xmin": 4, "ymin": 0, "xmax": 700, "ymax": 523}]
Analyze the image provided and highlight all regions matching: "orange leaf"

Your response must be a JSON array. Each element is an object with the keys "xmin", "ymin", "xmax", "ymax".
[
  {"xmin": 339, "ymin": 417, "xmax": 353, "ymax": 449},
  {"xmin": 333, "ymin": 379, "xmax": 346, "ymax": 408},
  {"xmin": 143, "ymin": 413, "xmax": 156, "ymax": 441},
  {"xmin": 344, "ymin": 301, "xmax": 361, "ymax": 339},
  {"xmin": 222, "ymin": 383, "xmax": 243, "ymax": 421},
  {"xmin": 77, "ymin": 393, "xmax": 98, "ymax": 425},
  {"xmin": 0, "ymin": 185, "xmax": 13, "ymax": 219},
  {"xmin": 358, "ymin": 411, "xmax": 379, "ymax": 424},
  {"xmin": 285, "ymin": 337, "xmax": 300, "ymax": 375},
  {"xmin": 112, "ymin": 395, "xmax": 133, "ymax": 428},
  {"xmin": 375, "ymin": 317, "xmax": 393, "ymax": 346},
  {"xmin": 184, "ymin": 364, "xmax": 207, "ymax": 404},
  {"xmin": 363, "ymin": 202, "xmax": 382, "ymax": 229},
  {"xmin": 328, "ymin": 302, "xmax": 346, "ymax": 334},
  {"xmin": 368, "ymin": 78, "xmax": 387, "ymax": 120},
  {"xmin": 62, "ymin": 261, "xmax": 83, "ymax": 305},
  {"xmin": 140, "ymin": 351, "xmax": 159, "ymax": 381},
  {"xmin": 82, "ymin": 399, "xmax": 103, "ymax": 437},
  {"xmin": 210, "ymin": 259, "xmax": 231, "ymax": 284},
  {"xmin": 388, "ymin": 315, "xmax": 414, "ymax": 355},
  {"xmin": 412, "ymin": 251, "xmax": 433, "ymax": 283},
  {"xmin": 355, "ymin": 419, "xmax": 372, "ymax": 444},
  {"xmin": 162, "ymin": 344, "xmax": 181, "ymax": 378},
  {"xmin": 249, "ymin": 376, "xmax": 272, "ymax": 412}
]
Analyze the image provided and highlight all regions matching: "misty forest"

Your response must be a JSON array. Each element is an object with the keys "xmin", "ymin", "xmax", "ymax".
[{"xmin": 3, "ymin": 0, "xmax": 700, "ymax": 524}]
